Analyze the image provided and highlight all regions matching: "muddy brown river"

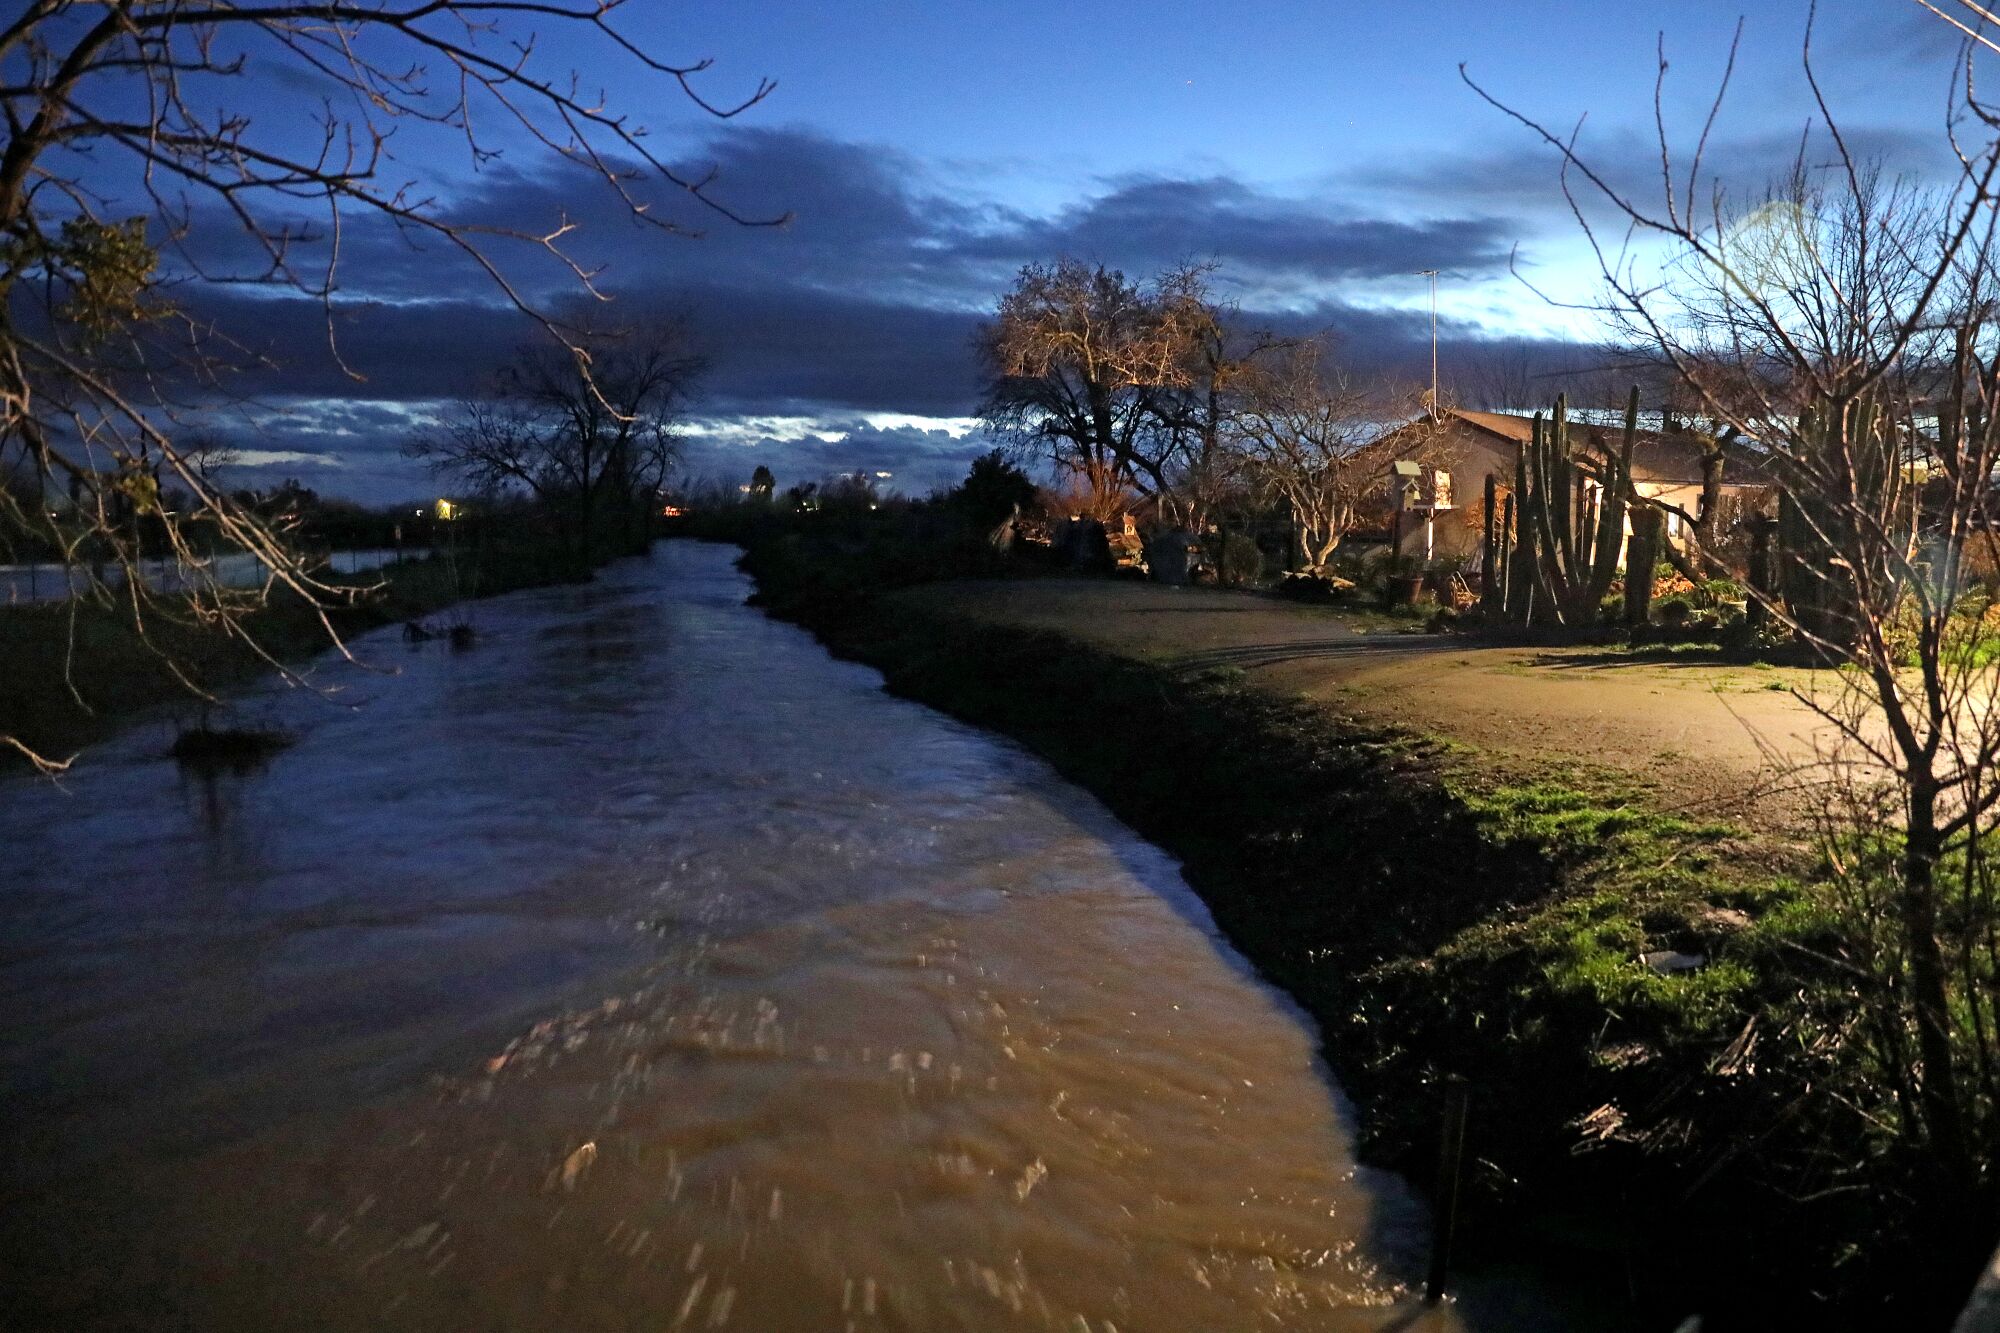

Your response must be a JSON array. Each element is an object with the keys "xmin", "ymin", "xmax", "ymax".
[{"xmin": 0, "ymin": 542, "xmax": 1583, "ymax": 1330}]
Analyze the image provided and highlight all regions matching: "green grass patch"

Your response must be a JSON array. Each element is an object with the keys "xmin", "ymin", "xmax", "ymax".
[{"xmin": 1447, "ymin": 781, "xmax": 1782, "ymax": 1036}]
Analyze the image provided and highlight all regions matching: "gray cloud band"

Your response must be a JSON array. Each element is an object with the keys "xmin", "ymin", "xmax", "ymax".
[{"xmin": 158, "ymin": 118, "xmax": 1936, "ymax": 498}]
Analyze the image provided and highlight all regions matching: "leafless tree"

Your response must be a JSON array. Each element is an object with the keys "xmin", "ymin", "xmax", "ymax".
[
  {"xmin": 1146, "ymin": 264, "xmax": 1287, "ymax": 534},
  {"xmin": 1230, "ymin": 339, "xmax": 1395, "ymax": 568},
  {"xmin": 0, "ymin": 2, "xmax": 775, "ymax": 770},
  {"xmin": 1466, "ymin": 2, "xmax": 2000, "ymax": 1230},
  {"xmin": 980, "ymin": 258, "xmax": 1294, "ymax": 540},
  {"xmin": 978, "ymin": 259, "xmax": 1181, "ymax": 521},
  {"xmin": 1453, "ymin": 345, "xmax": 1546, "ymax": 413},
  {"xmin": 1451, "ymin": 341, "xmax": 1623, "ymax": 413},
  {"xmin": 0, "ymin": 440, "xmax": 41, "ymax": 556},
  {"xmin": 410, "ymin": 321, "xmax": 704, "ymax": 570},
  {"xmin": 177, "ymin": 433, "xmax": 238, "ymax": 483}
]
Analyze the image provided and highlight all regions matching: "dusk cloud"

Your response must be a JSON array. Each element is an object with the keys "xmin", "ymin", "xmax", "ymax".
[
  {"xmin": 1356, "ymin": 111, "xmax": 1956, "ymax": 224},
  {"xmin": 179, "ymin": 125, "xmax": 1576, "ymax": 500},
  {"xmin": 961, "ymin": 175, "xmax": 1515, "ymax": 288}
]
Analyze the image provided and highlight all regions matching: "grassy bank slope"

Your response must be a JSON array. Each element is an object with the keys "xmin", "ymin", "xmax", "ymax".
[{"xmin": 720, "ymin": 524, "xmax": 1960, "ymax": 1332}]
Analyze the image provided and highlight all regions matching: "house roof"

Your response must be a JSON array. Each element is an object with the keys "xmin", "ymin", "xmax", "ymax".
[{"xmin": 1431, "ymin": 408, "xmax": 1776, "ymax": 489}]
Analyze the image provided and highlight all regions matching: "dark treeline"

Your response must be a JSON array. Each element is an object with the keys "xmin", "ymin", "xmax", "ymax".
[{"xmin": 406, "ymin": 319, "xmax": 704, "ymax": 580}]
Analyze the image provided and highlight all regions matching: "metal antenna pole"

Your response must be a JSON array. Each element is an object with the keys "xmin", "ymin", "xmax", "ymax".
[
  {"xmin": 1416, "ymin": 270, "xmax": 1440, "ymax": 415},
  {"xmin": 1427, "ymin": 270, "xmax": 1439, "ymax": 410}
]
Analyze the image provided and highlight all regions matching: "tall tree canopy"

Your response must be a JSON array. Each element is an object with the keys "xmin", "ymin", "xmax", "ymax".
[{"xmin": 977, "ymin": 260, "xmax": 1183, "ymax": 521}]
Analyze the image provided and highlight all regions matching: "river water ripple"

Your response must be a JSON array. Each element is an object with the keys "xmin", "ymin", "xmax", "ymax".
[{"xmin": 0, "ymin": 541, "xmax": 1570, "ymax": 1330}]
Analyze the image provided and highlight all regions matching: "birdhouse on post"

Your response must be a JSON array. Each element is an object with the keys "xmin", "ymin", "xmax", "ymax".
[
  {"xmin": 1391, "ymin": 460, "xmax": 1444, "ymax": 562},
  {"xmin": 1392, "ymin": 460, "xmax": 1423, "ymax": 509}
]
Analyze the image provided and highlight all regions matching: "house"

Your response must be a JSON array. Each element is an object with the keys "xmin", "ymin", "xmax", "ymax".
[{"xmin": 1371, "ymin": 407, "xmax": 1777, "ymax": 564}]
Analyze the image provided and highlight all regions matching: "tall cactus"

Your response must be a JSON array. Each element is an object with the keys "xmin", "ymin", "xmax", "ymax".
[
  {"xmin": 1744, "ymin": 514, "xmax": 1776, "ymax": 633},
  {"xmin": 1776, "ymin": 397, "xmax": 1904, "ymax": 649},
  {"xmin": 1508, "ymin": 432, "xmax": 1536, "ymax": 619},
  {"xmin": 1480, "ymin": 473, "xmax": 1500, "ymax": 610},
  {"xmin": 1512, "ymin": 388, "xmax": 1641, "ymax": 625},
  {"xmin": 1624, "ymin": 507, "xmax": 1661, "ymax": 626}
]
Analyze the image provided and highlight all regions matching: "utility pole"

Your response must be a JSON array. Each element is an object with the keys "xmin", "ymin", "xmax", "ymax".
[{"xmin": 1417, "ymin": 269, "xmax": 1439, "ymax": 416}]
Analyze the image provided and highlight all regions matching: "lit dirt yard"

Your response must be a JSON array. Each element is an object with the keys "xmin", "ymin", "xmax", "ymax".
[{"xmin": 892, "ymin": 579, "xmax": 1843, "ymax": 836}]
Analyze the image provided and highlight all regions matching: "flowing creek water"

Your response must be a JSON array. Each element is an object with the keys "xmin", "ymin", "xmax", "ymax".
[{"xmin": 0, "ymin": 541, "xmax": 1584, "ymax": 1330}]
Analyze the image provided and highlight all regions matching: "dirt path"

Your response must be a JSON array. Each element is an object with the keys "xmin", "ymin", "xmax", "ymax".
[{"xmin": 893, "ymin": 579, "xmax": 1847, "ymax": 835}]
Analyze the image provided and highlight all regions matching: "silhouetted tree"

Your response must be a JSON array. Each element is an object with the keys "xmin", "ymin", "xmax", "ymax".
[
  {"xmin": 818, "ymin": 472, "xmax": 880, "ymax": 513},
  {"xmin": 1147, "ymin": 264, "xmax": 1285, "ymax": 535},
  {"xmin": 953, "ymin": 450, "xmax": 1039, "ymax": 528},
  {"xmin": 410, "ymin": 322, "xmax": 706, "ymax": 573}
]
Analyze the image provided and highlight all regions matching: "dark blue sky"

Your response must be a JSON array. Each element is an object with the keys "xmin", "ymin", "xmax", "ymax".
[{"xmin": 152, "ymin": 1, "xmax": 1962, "ymax": 501}]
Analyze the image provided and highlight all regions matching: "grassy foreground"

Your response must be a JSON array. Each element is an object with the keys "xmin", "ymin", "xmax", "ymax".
[
  {"xmin": 710, "ymin": 518, "xmax": 1968, "ymax": 1332},
  {"xmin": 0, "ymin": 541, "xmax": 593, "ymax": 769}
]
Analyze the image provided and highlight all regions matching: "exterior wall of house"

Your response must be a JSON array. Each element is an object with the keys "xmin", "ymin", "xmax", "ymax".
[
  {"xmin": 1392, "ymin": 505, "xmax": 1485, "ymax": 562},
  {"xmin": 1383, "ymin": 422, "xmax": 1768, "ymax": 567},
  {"xmin": 1636, "ymin": 482, "xmax": 1696, "ymax": 544},
  {"xmin": 1389, "ymin": 426, "xmax": 1513, "ymax": 563}
]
